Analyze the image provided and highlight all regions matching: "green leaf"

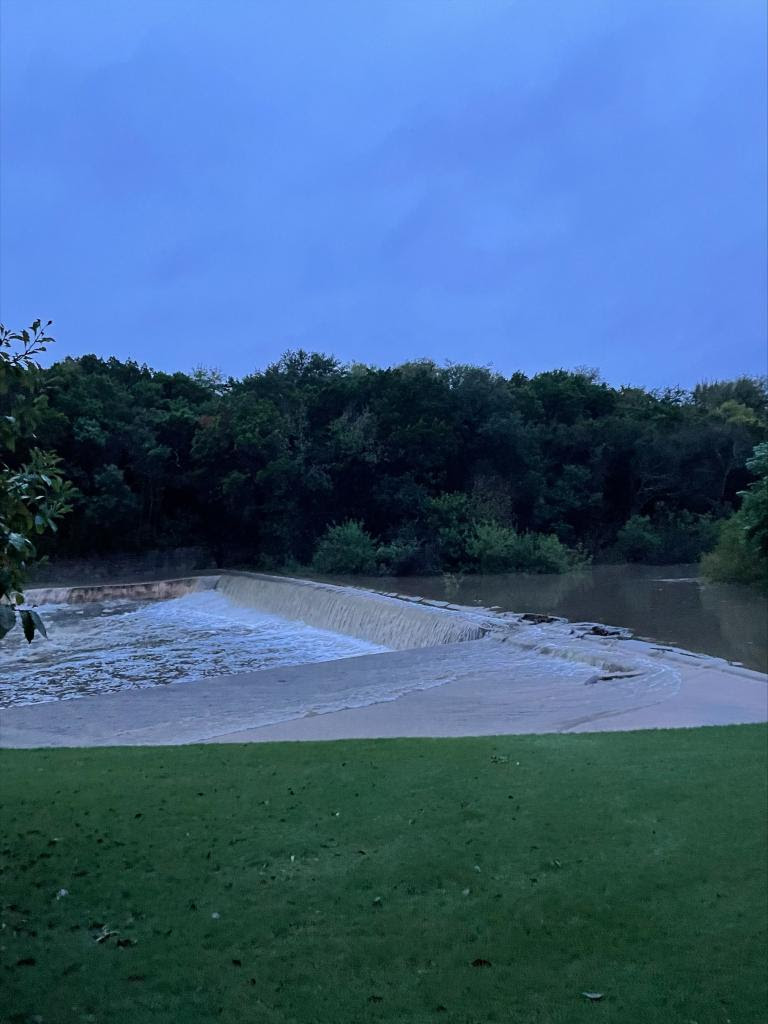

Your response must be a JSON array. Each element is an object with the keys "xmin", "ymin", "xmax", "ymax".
[
  {"xmin": 20, "ymin": 609, "xmax": 35, "ymax": 643},
  {"xmin": 0, "ymin": 604, "xmax": 16, "ymax": 639},
  {"xmin": 29, "ymin": 609, "xmax": 47, "ymax": 639}
]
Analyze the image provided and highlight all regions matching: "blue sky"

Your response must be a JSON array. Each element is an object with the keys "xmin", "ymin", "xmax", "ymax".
[{"xmin": 1, "ymin": 0, "xmax": 765, "ymax": 386}]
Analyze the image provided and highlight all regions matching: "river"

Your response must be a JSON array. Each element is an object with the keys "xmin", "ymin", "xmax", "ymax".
[{"xmin": 322, "ymin": 564, "xmax": 767, "ymax": 672}]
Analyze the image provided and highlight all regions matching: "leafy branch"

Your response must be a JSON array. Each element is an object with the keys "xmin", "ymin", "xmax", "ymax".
[{"xmin": 1, "ymin": 320, "xmax": 72, "ymax": 641}]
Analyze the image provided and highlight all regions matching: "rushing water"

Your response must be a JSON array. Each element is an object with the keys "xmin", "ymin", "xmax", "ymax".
[
  {"xmin": 218, "ymin": 572, "xmax": 488, "ymax": 648},
  {"xmin": 321, "ymin": 564, "xmax": 768, "ymax": 672},
  {"xmin": 0, "ymin": 591, "xmax": 388, "ymax": 707}
]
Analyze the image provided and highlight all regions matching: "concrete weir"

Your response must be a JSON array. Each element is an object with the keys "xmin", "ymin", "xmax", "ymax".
[
  {"xmin": 26, "ymin": 574, "xmax": 219, "ymax": 605},
  {"xmin": 2, "ymin": 571, "xmax": 766, "ymax": 747},
  {"xmin": 217, "ymin": 571, "xmax": 493, "ymax": 649}
]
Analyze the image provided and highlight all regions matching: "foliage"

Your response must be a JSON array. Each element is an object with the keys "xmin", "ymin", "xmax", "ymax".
[
  {"xmin": 701, "ymin": 443, "xmax": 768, "ymax": 588},
  {"xmin": 614, "ymin": 515, "xmax": 662, "ymax": 563},
  {"xmin": 2, "ymin": 726, "xmax": 766, "ymax": 1022},
  {"xmin": 0, "ymin": 322, "xmax": 72, "ymax": 640},
  {"xmin": 25, "ymin": 352, "xmax": 768, "ymax": 574},
  {"xmin": 741, "ymin": 442, "xmax": 768, "ymax": 555},
  {"xmin": 466, "ymin": 521, "xmax": 582, "ymax": 574},
  {"xmin": 700, "ymin": 516, "xmax": 766, "ymax": 589},
  {"xmin": 376, "ymin": 528, "xmax": 431, "ymax": 576},
  {"xmin": 425, "ymin": 493, "xmax": 474, "ymax": 571},
  {"xmin": 311, "ymin": 520, "xmax": 379, "ymax": 575},
  {"xmin": 615, "ymin": 509, "xmax": 719, "ymax": 565}
]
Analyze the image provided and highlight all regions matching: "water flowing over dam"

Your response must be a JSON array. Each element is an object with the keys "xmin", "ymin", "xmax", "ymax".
[
  {"xmin": 216, "ymin": 572, "xmax": 492, "ymax": 649},
  {"xmin": 5, "ymin": 569, "xmax": 764, "ymax": 746}
]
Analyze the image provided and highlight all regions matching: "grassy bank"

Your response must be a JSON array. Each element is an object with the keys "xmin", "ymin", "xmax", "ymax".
[{"xmin": 2, "ymin": 727, "xmax": 766, "ymax": 1023}]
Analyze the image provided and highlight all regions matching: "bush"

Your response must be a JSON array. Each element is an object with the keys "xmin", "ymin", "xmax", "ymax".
[
  {"xmin": 376, "ymin": 531, "xmax": 431, "ymax": 576},
  {"xmin": 465, "ymin": 521, "xmax": 519, "ymax": 573},
  {"xmin": 466, "ymin": 522, "xmax": 580, "ymax": 574},
  {"xmin": 701, "ymin": 514, "xmax": 768, "ymax": 589},
  {"xmin": 615, "ymin": 511, "xmax": 719, "ymax": 564},
  {"xmin": 311, "ymin": 521, "xmax": 378, "ymax": 575},
  {"xmin": 615, "ymin": 515, "xmax": 662, "ymax": 562},
  {"xmin": 741, "ymin": 442, "xmax": 768, "ymax": 556},
  {"xmin": 425, "ymin": 493, "xmax": 473, "ymax": 571},
  {"xmin": 655, "ymin": 510, "xmax": 719, "ymax": 563}
]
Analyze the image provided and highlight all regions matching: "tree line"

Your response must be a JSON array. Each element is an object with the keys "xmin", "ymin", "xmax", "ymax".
[{"xmin": 13, "ymin": 347, "xmax": 764, "ymax": 580}]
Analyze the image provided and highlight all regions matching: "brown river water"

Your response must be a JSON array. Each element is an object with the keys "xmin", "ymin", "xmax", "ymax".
[{"xmin": 321, "ymin": 564, "xmax": 768, "ymax": 673}]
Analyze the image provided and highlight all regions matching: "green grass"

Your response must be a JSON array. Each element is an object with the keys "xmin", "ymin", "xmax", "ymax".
[{"xmin": 1, "ymin": 727, "xmax": 766, "ymax": 1024}]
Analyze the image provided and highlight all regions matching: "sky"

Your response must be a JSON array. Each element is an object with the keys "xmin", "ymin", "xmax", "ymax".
[{"xmin": 1, "ymin": 0, "xmax": 766, "ymax": 388}]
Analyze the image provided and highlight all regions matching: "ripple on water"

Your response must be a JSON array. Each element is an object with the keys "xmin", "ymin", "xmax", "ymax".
[{"xmin": 0, "ymin": 592, "xmax": 681, "ymax": 729}]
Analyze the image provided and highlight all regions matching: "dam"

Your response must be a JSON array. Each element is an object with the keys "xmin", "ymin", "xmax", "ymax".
[{"xmin": 1, "ymin": 572, "xmax": 765, "ymax": 746}]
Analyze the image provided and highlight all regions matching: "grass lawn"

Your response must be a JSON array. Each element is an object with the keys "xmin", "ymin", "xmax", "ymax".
[{"xmin": 1, "ymin": 726, "xmax": 766, "ymax": 1024}]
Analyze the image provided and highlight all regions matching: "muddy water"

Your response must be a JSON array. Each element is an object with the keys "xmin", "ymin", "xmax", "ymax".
[{"xmin": 323, "ymin": 565, "xmax": 768, "ymax": 672}]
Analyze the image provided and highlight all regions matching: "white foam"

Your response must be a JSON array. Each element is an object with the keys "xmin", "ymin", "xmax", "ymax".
[
  {"xmin": 0, "ymin": 591, "xmax": 388, "ymax": 707},
  {"xmin": 217, "ymin": 572, "xmax": 491, "ymax": 648}
]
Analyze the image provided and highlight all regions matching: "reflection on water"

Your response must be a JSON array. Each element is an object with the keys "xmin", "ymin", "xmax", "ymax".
[{"xmin": 326, "ymin": 565, "xmax": 768, "ymax": 672}]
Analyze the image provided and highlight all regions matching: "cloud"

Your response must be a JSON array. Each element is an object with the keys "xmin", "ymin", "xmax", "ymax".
[{"xmin": 1, "ymin": 0, "xmax": 765, "ymax": 385}]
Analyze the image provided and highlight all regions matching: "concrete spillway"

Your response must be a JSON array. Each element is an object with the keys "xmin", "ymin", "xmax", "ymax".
[
  {"xmin": 216, "ymin": 572, "xmax": 492, "ymax": 650},
  {"xmin": 26, "ymin": 575, "xmax": 219, "ymax": 606},
  {"xmin": 5, "ymin": 569, "xmax": 765, "ymax": 747}
]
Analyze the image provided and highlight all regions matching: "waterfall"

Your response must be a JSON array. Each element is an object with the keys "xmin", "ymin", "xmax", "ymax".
[{"xmin": 216, "ymin": 572, "xmax": 491, "ymax": 649}]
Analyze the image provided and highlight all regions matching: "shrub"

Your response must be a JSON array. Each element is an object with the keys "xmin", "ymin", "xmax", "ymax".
[
  {"xmin": 741, "ymin": 443, "xmax": 768, "ymax": 556},
  {"xmin": 466, "ymin": 521, "xmax": 580, "ymax": 574},
  {"xmin": 465, "ymin": 521, "xmax": 519, "ymax": 573},
  {"xmin": 425, "ymin": 493, "xmax": 473, "ymax": 571},
  {"xmin": 376, "ymin": 532, "xmax": 430, "ymax": 576},
  {"xmin": 701, "ymin": 514, "xmax": 768, "ymax": 589},
  {"xmin": 615, "ymin": 511, "xmax": 718, "ymax": 564},
  {"xmin": 615, "ymin": 515, "xmax": 662, "ymax": 563},
  {"xmin": 655, "ymin": 510, "xmax": 719, "ymax": 563},
  {"xmin": 311, "ymin": 520, "xmax": 378, "ymax": 575}
]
